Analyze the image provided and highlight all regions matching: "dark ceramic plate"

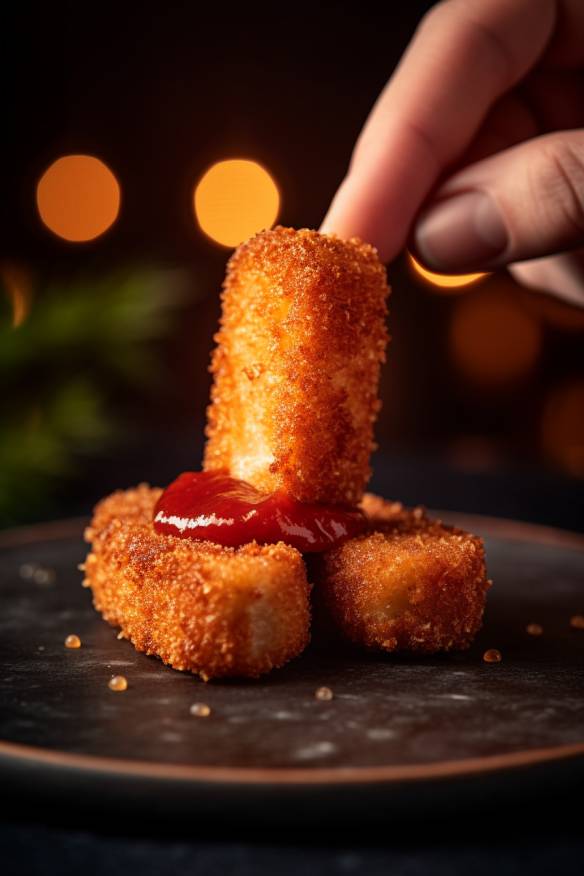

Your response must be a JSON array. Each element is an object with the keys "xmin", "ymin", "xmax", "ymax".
[{"xmin": 0, "ymin": 514, "xmax": 583, "ymax": 825}]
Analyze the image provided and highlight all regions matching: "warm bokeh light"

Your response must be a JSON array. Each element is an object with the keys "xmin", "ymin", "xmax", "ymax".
[
  {"xmin": 541, "ymin": 379, "xmax": 584, "ymax": 477},
  {"xmin": 36, "ymin": 155, "xmax": 121, "ymax": 242},
  {"xmin": 408, "ymin": 253, "xmax": 487, "ymax": 293},
  {"xmin": 194, "ymin": 159, "xmax": 280, "ymax": 248},
  {"xmin": 450, "ymin": 288, "xmax": 542, "ymax": 384},
  {"xmin": 1, "ymin": 263, "xmax": 32, "ymax": 327}
]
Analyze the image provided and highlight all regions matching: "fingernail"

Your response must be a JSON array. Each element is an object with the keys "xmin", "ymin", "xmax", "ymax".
[{"xmin": 414, "ymin": 191, "xmax": 508, "ymax": 271}]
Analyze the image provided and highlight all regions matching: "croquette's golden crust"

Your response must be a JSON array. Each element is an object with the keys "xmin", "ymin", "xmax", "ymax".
[
  {"xmin": 314, "ymin": 494, "xmax": 490, "ymax": 654},
  {"xmin": 204, "ymin": 227, "xmax": 390, "ymax": 505},
  {"xmin": 84, "ymin": 485, "xmax": 311, "ymax": 680}
]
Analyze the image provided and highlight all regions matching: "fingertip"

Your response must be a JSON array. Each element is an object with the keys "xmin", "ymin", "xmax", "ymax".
[
  {"xmin": 320, "ymin": 192, "xmax": 392, "ymax": 262},
  {"xmin": 320, "ymin": 179, "xmax": 352, "ymax": 237}
]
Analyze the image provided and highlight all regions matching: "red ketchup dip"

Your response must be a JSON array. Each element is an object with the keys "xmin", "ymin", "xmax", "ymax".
[{"xmin": 153, "ymin": 471, "xmax": 365, "ymax": 553}]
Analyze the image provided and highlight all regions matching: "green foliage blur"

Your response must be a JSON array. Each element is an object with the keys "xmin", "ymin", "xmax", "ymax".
[{"xmin": 0, "ymin": 267, "xmax": 189, "ymax": 527}]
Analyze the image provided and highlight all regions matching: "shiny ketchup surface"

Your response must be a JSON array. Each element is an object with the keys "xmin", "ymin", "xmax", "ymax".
[{"xmin": 153, "ymin": 471, "xmax": 365, "ymax": 552}]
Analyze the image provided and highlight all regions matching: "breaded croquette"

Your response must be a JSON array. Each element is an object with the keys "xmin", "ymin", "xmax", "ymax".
[
  {"xmin": 84, "ymin": 485, "xmax": 311, "ymax": 680},
  {"xmin": 313, "ymin": 494, "xmax": 490, "ymax": 654},
  {"xmin": 84, "ymin": 227, "xmax": 491, "ymax": 674},
  {"xmin": 204, "ymin": 227, "xmax": 390, "ymax": 505}
]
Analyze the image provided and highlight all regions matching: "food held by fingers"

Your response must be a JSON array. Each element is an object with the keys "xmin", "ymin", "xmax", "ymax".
[
  {"xmin": 204, "ymin": 227, "xmax": 390, "ymax": 505},
  {"xmin": 82, "ymin": 224, "xmax": 491, "ymax": 678},
  {"xmin": 84, "ymin": 485, "xmax": 311, "ymax": 680},
  {"xmin": 313, "ymin": 494, "xmax": 490, "ymax": 654}
]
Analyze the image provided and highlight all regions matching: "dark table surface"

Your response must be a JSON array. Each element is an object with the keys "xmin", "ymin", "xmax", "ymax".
[
  {"xmin": 1, "ymin": 457, "xmax": 583, "ymax": 875},
  {"xmin": 2, "ymin": 802, "xmax": 583, "ymax": 876}
]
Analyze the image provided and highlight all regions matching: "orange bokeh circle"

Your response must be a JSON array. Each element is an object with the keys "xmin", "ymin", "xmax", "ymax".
[{"xmin": 37, "ymin": 154, "xmax": 121, "ymax": 242}]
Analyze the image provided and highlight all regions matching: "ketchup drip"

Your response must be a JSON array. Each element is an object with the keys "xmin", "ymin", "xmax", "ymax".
[{"xmin": 153, "ymin": 471, "xmax": 365, "ymax": 553}]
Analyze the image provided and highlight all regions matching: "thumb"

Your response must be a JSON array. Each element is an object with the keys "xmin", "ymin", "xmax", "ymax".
[{"xmin": 412, "ymin": 130, "xmax": 584, "ymax": 273}]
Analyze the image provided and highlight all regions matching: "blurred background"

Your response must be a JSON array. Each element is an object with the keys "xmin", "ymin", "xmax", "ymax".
[{"xmin": 2, "ymin": 0, "xmax": 583, "ymax": 531}]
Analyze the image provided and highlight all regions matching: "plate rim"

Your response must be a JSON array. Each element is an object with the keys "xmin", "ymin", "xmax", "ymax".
[{"xmin": 1, "ymin": 738, "xmax": 583, "ymax": 786}]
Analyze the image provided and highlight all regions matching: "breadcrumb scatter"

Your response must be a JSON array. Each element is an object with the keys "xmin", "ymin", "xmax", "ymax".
[
  {"xmin": 315, "ymin": 686, "xmax": 334, "ymax": 701},
  {"xmin": 526, "ymin": 623, "xmax": 543, "ymax": 636},
  {"xmin": 84, "ymin": 485, "xmax": 311, "ymax": 680},
  {"xmin": 204, "ymin": 227, "xmax": 390, "ymax": 504},
  {"xmin": 313, "ymin": 494, "xmax": 490, "ymax": 654},
  {"xmin": 483, "ymin": 649, "xmax": 502, "ymax": 664},
  {"xmin": 108, "ymin": 675, "xmax": 128, "ymax": 691},
  {"xmin": 190, "ymin": 702, "xmax": 211, "ymax": 717},
  {"xmin": 64, "ymin": 634, "xmax": 81, "ymax": 649}
]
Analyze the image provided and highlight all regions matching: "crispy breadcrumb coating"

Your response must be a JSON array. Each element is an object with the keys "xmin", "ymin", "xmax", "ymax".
[
  {"xmin": 204, "ymin": 227, "xmax": 390, "ymax": 505},
  {"xmin": 313, "ymin": 494, "xmax": 490, "ymax": 653},
  {"xmin": 84, "ymin": 485, "xmax": 311, "ymax": 680}
]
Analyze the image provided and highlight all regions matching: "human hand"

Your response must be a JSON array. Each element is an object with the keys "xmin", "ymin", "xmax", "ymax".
[{"xmin": 321, "ymin": 0, "xmax": 584, "ymax": 305}]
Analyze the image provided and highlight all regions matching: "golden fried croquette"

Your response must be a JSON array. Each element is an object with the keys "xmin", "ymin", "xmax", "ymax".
[
  {"xmin": 84, "ymin": 485, "xmax": 311, "ymax": 680},
  {"xmin": 204, "ymin": 227, "xmax": 390, "ymax": 505},
  {"xmin": 313, "ymin": 494, "xmax": 490, "ymax": 654}
]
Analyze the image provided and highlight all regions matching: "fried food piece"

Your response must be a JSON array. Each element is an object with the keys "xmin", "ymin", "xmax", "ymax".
[
  {"xmin": 313, "ymin": 494, "xmax": 490, "ymax": 653},
  {"xmin": 84, "ymin": 485, "xmax": 310, "ymax": 680},
  {"xmin": 204, "ymin": 227, "xmax": 390, "ymax": 505}
]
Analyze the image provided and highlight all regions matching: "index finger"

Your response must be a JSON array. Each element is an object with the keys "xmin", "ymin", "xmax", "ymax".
[{"xmin": 321, "ymin": 0, "xmax": 556, "ymax": 261}]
